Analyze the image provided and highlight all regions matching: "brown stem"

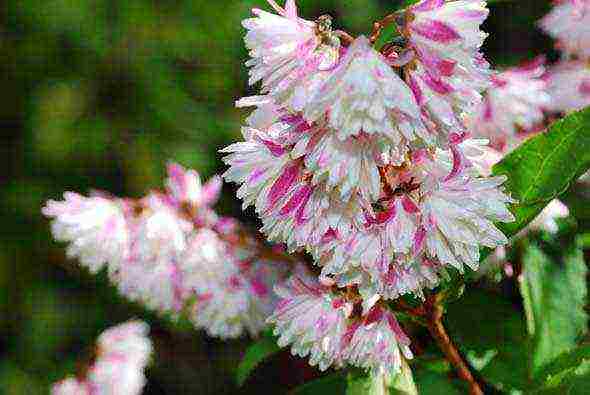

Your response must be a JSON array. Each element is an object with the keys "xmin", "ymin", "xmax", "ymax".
[
  {"xmin": 334, "ymin": 30, "xmax": 355, "ymax": 46},
  {"xmin": 425, "ymin": 295, "xmax": 484, "ymax": 395},
  {"xmin": 369, "ymin": 13, "xmax": 398, "ymax": 44}
]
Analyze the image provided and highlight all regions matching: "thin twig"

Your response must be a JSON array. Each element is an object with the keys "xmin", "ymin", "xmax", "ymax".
[
  {"xmin": 425, "ymin": 294, "xmax": 484, "ymax": 395},
  {"xmin": 334, "ymin": 30, "xmax": 355, "ymax": 46},
  {"xmin": 369, "ymin": 13, "xmax": 398, "ymax": 44}
]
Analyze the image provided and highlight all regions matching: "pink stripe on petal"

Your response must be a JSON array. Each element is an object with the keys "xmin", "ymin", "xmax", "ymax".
[
  {"xmin": 579, "ymin": 80, "xmax": 590, "ymax": 96},
  {"xmin": 483, "ymin": 98, "xmax": 494, "ymax": 121},
  {"xmin": 250, "ymin": 277, "xmax": 269, "ymax": 297},
  {"xmin": 413, "ymin": 227, "xmax": 427, "ymax": 254},
  {"xmin": 416, "ymin": 47, "xmax": 456, "ymax": 76},
  {"xmin": 411, "ymin": 19, "xmax": 461, "ymax": 43},
  {"xmin": 279, "ymin": 184, "xmax": 312, "ymax": 216},
  {"xmin": 386, "ymin": 312, "xmax": 411, "ymax": 345},
  {"xmin": 412, "ymin": 0, "xmax": 444, "ymax": 12},
  {"xmin": 364, "ymin": 306, "xmax": 384, "ymax": 325},
  {"xmin": 455, "ymin": 9, "xmax": 488, "ymax": 20},
  {"xmin": 375, "ymin": 202, "xmax": 397, "ymax": 224},
  {"xmin": 248, "ymin": 168, "xmax": 267, "ymax": 183},
  {"xmin": 260, "ymin": 138, "xmax": 287, "ymax": 157},
  {"xmin": 421, "ymin": 73, "xmax": 453, "ymax": 95},
  {"xmin": 444, "ymin": 144, "xmax": 465, "ymax": 181},
  {"xmin": 401, "ymin": 196, "xmax": 420, "ymax": 214},
  {"xmin": 341, "ymin": 322, "xmax": 361, "ymax": 348},
  {"xmin": 267, "ymin": 162, "xmax": 300, "ymax": 209},
  {"xmin": 407, "ymin": 74, "xmax": 424, "ymax": 105},
  {"xmin": 284, "ymin": 0, "xmax": 298, "ymax": 19}
]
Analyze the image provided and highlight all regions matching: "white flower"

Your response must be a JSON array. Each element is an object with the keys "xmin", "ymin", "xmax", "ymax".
[
  {"xmin": 421, "ymin": 172, "xmax": 515, "ymax": 271},
  {"xmin": 407, "ymin": 0, "xmax": 490, "ymax": 86},
  {"xmin": 268, "ymin": 274, "xmax": 351, "ymax": 371},
  {"xmin": 243, "ymin": 0, "xmax": 341, "ymax": 111},
  {"xmin": 43, "ymin": 192, "xmax": 130, "ymax": 274},
  {"xmin": 540, "ymin": 0, "xmax": 590, "ymax": 60},
  {"xmin": 221, "ymin": 127, "xmax": 296, "ymax": 212},
  {"xmin": 261, "ymin": 181, "xmax": 366, "ymax": 252},
  {"xmin": 52, "ymin": 379, "xmax": 90, "ymax": 395},
  {"xmin": 406, "ymin": 61, "xmax": 481, "ymax": 140},
  {"xmin": 182, "ymin": 229, "xmax": 290, "ymax": 339},
  {"xmin": 302, "ymin": 130, "xmax": 384, "ymax": 202},
  {"xmin": 320, "ymin": 195, "xmax": 420, "ymax": 278},
  {"xmin": 525, "ymin": 199, "xmax": 569, "ymax": 235},
  {"xmin": 341, "ymin": 307, "xmax": 413, "ymax": 375},
  {"xmin": 166, "ymin": 162, "xmax": 222, "ymax": 210},
  {"xmin": 547, "ymin": 61, "xmax": 590, "ymax": 113},
  {"xmin": 305, "ymin": 36, "xmax": 428, "ymax": 145},
  {"xmin": 117, "ymin": 194, "xmax": 192, "ymax": 313},
  {"xmin": 403, "ymin": 0, "xmax": 491, "ymax": 138},
  {"xmin": 52, "ymin": 321, "xmax": 152, "ymax": 395},
  {"xmin": 468, "ymin": 61, "xmax": 550, "ymax": 148}
]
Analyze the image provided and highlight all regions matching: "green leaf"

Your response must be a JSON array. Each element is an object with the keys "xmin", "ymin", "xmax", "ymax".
[
  {"xmin": 576, "ymin": 233, "xmax": 590, "ymax": 249},
  {"xmin": 445, "ymin": 288, "xmax": 529, "ymax": 391},
  {"xmin": 390, "ymin": 359, "xmax": 419, "ymax": 395},
  {"xmin": 519, "ymin": 246, "xmax": 588, "ymax": 376},
  {"xmin": 492, "ymin": 107, "xmax": 590, "ymax": 237},
  {"xmin": 534, "ymin": 345, "xmax": 590, "ymax": 389},
  {"xmin": 346, "ymin": 360, "xmax": 418, "ymax": 395},
  {"xmin": 235, "ymin": 331, "xmax": 281, "ymax": 387},
  {"xmin": 534, "ymin": 356, "xmax": 590, "ymax": 395},
  {"xmin": 413, "ymin": 365, "xmax": 464, "ymax": 395},
  {"xmin": 289, "ymin": 372, "xmax": 348, "ymax": 395}
]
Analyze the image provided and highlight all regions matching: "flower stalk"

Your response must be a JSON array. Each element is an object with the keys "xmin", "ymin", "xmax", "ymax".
[{"xmin": 424, "ymin": 294, "xmax": 484, "ymax": 395}]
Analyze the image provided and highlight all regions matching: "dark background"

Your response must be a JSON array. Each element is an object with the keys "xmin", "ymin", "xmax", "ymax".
[{"xmin": 0, "ymin": 0, "xmax": 568, "ymax": 393}]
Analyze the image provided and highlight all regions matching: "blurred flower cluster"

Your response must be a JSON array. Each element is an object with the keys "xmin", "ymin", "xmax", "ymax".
[
  {"xmin": 52, "ymin": 321, "xmax": 152, "ymax": 395},
  {"xmin": 44, "ymin": 163, "xmax": 296, "ymax": 340}
]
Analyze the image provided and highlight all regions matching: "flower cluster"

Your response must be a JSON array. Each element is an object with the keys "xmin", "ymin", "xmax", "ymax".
[
  {"xmin": 43, "ymin": 163, "xmax": 294, "ymax": 339},
  {"xmin": 541, "ymin": 0, "xmax": 590, "ymax": 113},
  {"xmin": 52, "ymin": 321, "xmax": 152, "ymax": 395},
  {"xmin": 467, "ymin": 58, "xmax": 551, "ymax": 150},
  {"xmin": 223, "ymin": 0, "xmax": 516, "ymax": 374},
  {"xmin": 268, "ymin": 272, "xmax": 412, "ymax": 374}
]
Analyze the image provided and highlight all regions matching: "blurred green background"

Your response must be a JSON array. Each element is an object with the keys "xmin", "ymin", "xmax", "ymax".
[{"xmin": 0, "ymin": 0, "xmax": 581, "ymax": 393}]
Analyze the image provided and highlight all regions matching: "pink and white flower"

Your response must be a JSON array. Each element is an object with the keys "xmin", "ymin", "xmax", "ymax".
[
  {"xmin": 268, "ymin": 273, "xmax": 351, "ymax": 371},
  {"xmin": 403, "ymin": 0, "xmax": 491, "ymax": 138},
  {"xmin": 540, "ymin": 0, "xmax": 590, "ymax": 60},
  {"xmin": 301, "ymin": 128, "xmax": 388, "ymax": 202},
  {"xmin": 43, "ymin": 192, "xmax": 130, "ymax": 274},
  {"xmin": 52, "ymin": 379, "xmax": 90, "ymax": 395},
  {"xmin": 341, "ymin": 307, "xmax": 413, "ymax": 375},
  {"xmin": 304, "ymin": 36, "xmax": 429, "ymax": 145},
  {"xmin": 117, "ymin": 194, "xmax": 192, "ymax": 313},
  {"xmin": 166, "ymin": 162, "xmax": 222, "ymax": 211},
  {"xmin": 46, "ymin": 163, "xmax": 300, "ymax": 339},
  {"xmin": 547, "ymin": 61, "xmax": 590, "ymax": 113},
  {"xmin": 525, "ymin": 198, "xmax": 569, "ymax": 235},
  {"xmin": 468, "ymin": 61, "xmax": 551, "ymax": 149},
  {"xmin": 221, "ymin": 127, "xmax": 295, "ymax": 212},
  {"xmin": 421, "ymin": 172, "xmax": 515, "ymax": 271},
  {"xmin": 243, "ymin": 0, "xmax": 341, "ymax": 112},
  {"xmin": 406, "ymin": 0, "xmax": 490, "ymax": 87},
  {"xmin": 185, "ymin": 231, "xmax": 289, "ymax": 339},
  {"xmin": 52, "ymin": 321, "xmax": 152, "ymax": 395},
  {"xmin": 261, "ymin": 181, "xmax": 366, "ymax": 252}
]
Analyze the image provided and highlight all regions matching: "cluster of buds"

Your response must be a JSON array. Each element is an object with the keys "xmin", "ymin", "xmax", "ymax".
[
  {"xmin": 43, "ymin": 163, "xmax": 296, "ymax": 339},
  {"xmin": 222, "ymin": 0, "xmax": 516, "ymax": 374},
  {"xmin": 52, "ymin": 321, "xmax": 152, "ymax": 395}
]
